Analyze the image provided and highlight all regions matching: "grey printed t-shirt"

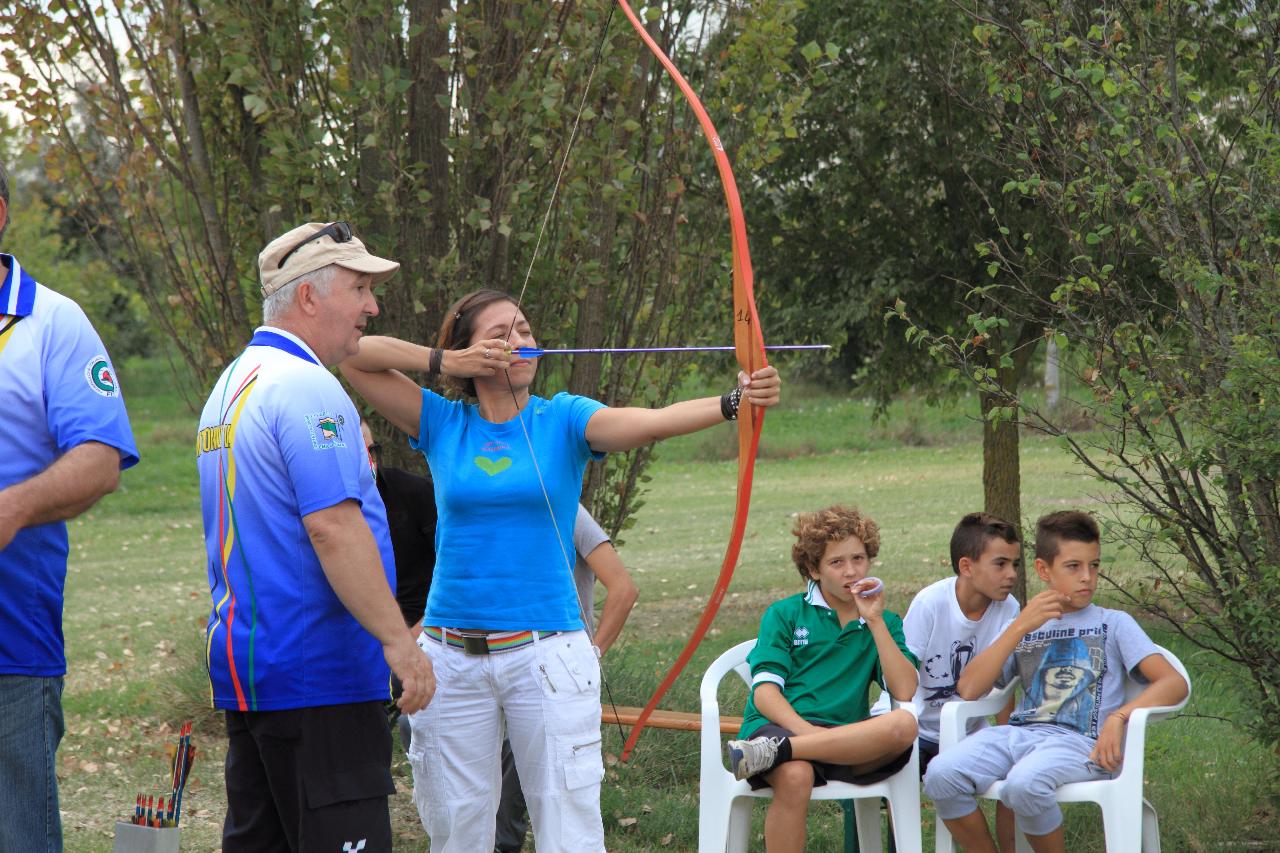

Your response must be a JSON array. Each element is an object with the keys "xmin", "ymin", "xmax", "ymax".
[{"xmin": 1000, "ymin": 604, "xmax": 1160, "ymax": 740}]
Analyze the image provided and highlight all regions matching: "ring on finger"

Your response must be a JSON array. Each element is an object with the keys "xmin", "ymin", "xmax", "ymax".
[{"xmin": 483, "ymin": 348, "xmax": 492, "ymax": 359}]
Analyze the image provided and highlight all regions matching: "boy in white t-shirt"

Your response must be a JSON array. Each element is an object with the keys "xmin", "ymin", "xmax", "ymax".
[
  {"xmin": 908, "ymin": 512, "xmax": 1023, "ymax": 770},
  {"xmin": 871, "ymin": 512, "xmax": 1021, "ymax": 848}
]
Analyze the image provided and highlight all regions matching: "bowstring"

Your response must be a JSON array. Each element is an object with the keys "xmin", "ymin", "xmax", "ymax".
[{"xmin": 501, "ymin": 2, "xmax": 627, "ymax": 747}]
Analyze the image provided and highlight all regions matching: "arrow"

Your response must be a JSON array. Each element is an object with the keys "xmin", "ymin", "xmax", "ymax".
[{"xmin": 512, "ymin": 344, "xmax": 830, "ymax": 358}]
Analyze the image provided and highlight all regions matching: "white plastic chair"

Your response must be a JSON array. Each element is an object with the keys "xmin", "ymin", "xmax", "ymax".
[
  {"xmin": 698, "ymin": 638, "xmax": 923, "ymax": 853},
  {"xmin": 933, "ymin": 645, "xmax": 1191, "ymax": 853}
]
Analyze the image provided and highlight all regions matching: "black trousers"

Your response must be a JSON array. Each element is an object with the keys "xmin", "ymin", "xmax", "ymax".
[
  {"xmin": 495, "ymin": 737, "xmax": 529, "ymax": 852},
  {"xmin": 223, "ymin": 702, "xmax": 395, "ymax": 852}
]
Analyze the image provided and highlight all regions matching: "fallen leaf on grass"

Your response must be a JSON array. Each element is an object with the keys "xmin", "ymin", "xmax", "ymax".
[
  {"xmin": 618, "ymin": 817, "xmax": 638, "ymax": 827},
  {"xmin": 661, "ymin": 833, "xmax": 674, "ymax": 845}
]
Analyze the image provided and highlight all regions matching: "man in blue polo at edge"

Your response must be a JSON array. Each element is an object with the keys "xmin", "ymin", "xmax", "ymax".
[
  {"xmin": 197, "ymin": 221, "xmax": 434, "ymax": 851},
  {"xmin": 0, "ymin": 161, "xmax": 139, "ymax": 851}
]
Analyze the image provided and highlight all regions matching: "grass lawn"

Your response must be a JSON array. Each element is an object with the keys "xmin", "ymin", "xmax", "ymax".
[{"xmin": 52, "ymin": 359, "xmax": 1276, "ymax": 851}]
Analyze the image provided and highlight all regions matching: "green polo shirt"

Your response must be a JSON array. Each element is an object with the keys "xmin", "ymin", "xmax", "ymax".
[{"xmin": 739, "ymin": 580, "xmax": 917, "ymax": 739}]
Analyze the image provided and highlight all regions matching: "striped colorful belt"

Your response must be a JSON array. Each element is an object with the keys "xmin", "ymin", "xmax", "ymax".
[{"xmin": 423, "ymin": 626, "xmax": 560, "ymax": 656}]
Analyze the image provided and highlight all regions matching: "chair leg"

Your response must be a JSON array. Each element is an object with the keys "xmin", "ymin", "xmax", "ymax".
[
  {"xmin": 1100, "ymin": 800, "xmax": 1142, "ymax": 853},
  {"xmin": 841, "ymin": 800, "xmax": 861, "ymax": 853},
  {"xmin": 853, "ymin": 797, "xmax": 881, "ymax": 853},
  {"xmin": 697, "ymin": 786, "xmax": 737, "ymax": 853},
  {"xmin": 934, "ymin": 816, "xmax": 956, "ymax": 853},
  {"xmin": 701, "ymin": 788, "xmax": 732, "ymax": 845},
  {"xmin": 726, "ymin": 796, "xmax": 754, "ymax": 853},
  {"xmin": 884, "ymin": 773, "xmax": 923, "ymax": 853},
  {"xmin": 1141, "ymin": 798, "xmax": 1161, "ymax": 853}
]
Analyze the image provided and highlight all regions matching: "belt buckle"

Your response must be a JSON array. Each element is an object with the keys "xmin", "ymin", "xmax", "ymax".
[{"xmin": 461, "ymin": 634, "xmax": 490, "ymax": 656}]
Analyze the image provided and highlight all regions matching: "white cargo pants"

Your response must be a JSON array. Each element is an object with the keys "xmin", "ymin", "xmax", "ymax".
[{"xmin": 407, "ymin": 629, "xmax": 605, "ymax": 852}]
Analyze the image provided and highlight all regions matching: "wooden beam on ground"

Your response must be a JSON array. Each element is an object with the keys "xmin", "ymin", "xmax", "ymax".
[{"xmin": 602, "ymin": 705, "xmax": 742, "ymax": 735}]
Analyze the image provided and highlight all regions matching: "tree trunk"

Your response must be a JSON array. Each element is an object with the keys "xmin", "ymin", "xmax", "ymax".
[
  {"xmin": 351, "ymin": 3, "xmax": 396, "ymax": 253},
  {"xmin": 397, "ymin": 0, "xmax": 452, "ymax": 344},
  {"xmin": 1044, "ymin": 336, "xmax": 1060, "ymax": 410},
  {"xmin": 571, "ymin": 181, "xmax": 616, "ymax": 508},
  {"xmin": 982, "ymin": 383, "xmax": 1024, "ymax": 602},
  {"xmin": 982, "ymin": 326, "xmax": 1039, "ymax": 603}
]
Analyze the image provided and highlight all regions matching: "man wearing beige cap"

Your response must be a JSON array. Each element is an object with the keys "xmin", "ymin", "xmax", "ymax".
[{"xmin": 196, "ymin": 222, "xmax": 434, "ymax": 850}]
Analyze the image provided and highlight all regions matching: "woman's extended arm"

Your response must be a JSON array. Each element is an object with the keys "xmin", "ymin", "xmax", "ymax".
[{"xmin": 584, "ymin": 366, "xmax": 781, "ymax": 453}]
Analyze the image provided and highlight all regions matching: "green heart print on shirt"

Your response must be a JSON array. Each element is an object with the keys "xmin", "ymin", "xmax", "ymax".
[{"xmin": 474, "ymin": 455, "xmax": 513, "ymax": 476}]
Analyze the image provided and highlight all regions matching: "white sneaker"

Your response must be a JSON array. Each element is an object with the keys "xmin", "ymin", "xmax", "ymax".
[{"xmin": 726, "ymin": 736, "xmax": 783, "ymax": 780}]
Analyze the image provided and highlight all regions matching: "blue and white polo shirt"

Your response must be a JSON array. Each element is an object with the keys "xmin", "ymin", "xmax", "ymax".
[
  {"xmin": 197, "ymin": 327, "xmax": 394, "ymax": 711},
  {"xmin": 0, "ymin": 254, "xmax": 139, "ymax": 677}
]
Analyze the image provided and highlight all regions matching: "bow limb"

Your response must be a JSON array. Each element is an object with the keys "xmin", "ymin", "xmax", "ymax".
[{"xmin": 617, "ymin": 0, "xmax": 768, "ymax": 761}]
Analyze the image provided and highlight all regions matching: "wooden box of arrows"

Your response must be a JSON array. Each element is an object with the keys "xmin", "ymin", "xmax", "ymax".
[{"xmin": 112, "ymin": 822, "xmax": 180, "ymax": 853}]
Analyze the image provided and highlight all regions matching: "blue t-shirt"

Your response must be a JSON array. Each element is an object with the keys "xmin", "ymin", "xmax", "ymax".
[
  {"xmin": 0, "ymin": 255, "xmax": 138, "ymax": 676},
  {"xmin": 412, "ymin": 389, "xmax": 605, "ymax": 630},
  {"xmin": 197, "ymin": 327, "xmax": 394, "ymax": 711}
]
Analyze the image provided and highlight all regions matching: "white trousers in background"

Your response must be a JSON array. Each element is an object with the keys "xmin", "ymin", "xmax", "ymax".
[{"xmin": 407, "ymin": 629, "xmax": 605, "ymax": 852}]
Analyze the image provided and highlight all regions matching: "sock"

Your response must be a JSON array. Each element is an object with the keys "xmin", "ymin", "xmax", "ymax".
[{"xmin": 773, "ymin": 736, "xmax": 793, "ymax": 768}]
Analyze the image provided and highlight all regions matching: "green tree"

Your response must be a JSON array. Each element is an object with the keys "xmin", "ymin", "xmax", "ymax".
[
  {"xmin": 904, "ymin": 0, "xmax": 1280, "ymax": 744},
  {"xmin": 0, "ymin": 142, "xmax": 156, "ymax": 359},
  {"xmin": 1, "ymin": 0, "xmax": 808, "ymax": 528},
  {"xmin": 751, "ymin": 0, "xmax": 1069, "ymax": 598}
]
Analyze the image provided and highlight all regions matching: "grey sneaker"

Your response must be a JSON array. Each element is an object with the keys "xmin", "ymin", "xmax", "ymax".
[{"xmin": 726, "ymin": 736, "xmax": 783, "ymax": 780}]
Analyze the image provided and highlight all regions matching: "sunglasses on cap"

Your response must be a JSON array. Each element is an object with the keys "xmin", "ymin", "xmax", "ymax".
[{"xmin": 277, "ymin": 221, "xmax": 353, "ymax": 269}]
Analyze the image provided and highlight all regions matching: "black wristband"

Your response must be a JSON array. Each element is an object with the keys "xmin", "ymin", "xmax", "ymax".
[
  {"xmin": 720, "ymin": 386, "xmax": 743, "ymax": 421},
  {"xmin": 427, "ymin": 347, "xmax": 444, "ymax": 379}
]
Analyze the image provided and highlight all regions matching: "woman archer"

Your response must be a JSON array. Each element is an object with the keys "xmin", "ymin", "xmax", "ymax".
[{"xmin": 339, "ymin": 287, "xmax": 780, "ymax": 852}]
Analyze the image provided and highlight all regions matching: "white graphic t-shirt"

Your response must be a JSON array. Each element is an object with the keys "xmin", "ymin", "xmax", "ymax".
[{"xmin": 873, "ymin": 576, "xmax": 1020, "ymax": 742}]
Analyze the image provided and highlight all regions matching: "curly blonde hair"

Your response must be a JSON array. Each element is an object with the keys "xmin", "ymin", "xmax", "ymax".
[{"xmin": 790, "ymin": 505, "xmax": 881, "ymax": 582}]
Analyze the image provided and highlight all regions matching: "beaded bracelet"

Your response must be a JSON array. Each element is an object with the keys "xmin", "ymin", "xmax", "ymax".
[{"xmin": 720, "ymin": 386, "xmax": 743, "ymax": 421}]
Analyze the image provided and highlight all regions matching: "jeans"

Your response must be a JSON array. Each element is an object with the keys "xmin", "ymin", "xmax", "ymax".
[{"xmin": 0, "ymin": 675, "xmax": 64, "ymax": 853}]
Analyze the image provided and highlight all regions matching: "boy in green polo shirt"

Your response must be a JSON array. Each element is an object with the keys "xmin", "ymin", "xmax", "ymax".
[{"xmin": 725, "ymin": 505, "xmax": 919, "ymax": 853}]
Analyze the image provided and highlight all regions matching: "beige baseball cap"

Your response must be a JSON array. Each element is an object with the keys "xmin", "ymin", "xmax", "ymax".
[{"xmin": 258, "ymin": 221, "xmax": 400, "ymax": 297}]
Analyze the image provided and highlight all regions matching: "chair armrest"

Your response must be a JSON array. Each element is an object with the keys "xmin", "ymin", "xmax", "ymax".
[
  {"xmin": 1137, "ymin": 695, "xmax": 1188, "ymax": 725},
  {"xmin": 701, "ymin": 696, "xmax": 726, "ymax": 742},
  {"xmin": 888, "ymin": 697, "xmax": 920, "ymax": 719},
  {"xmin": 938, "ymin": 680, "xmax": 1019, "ymax": 749},
  {"xmin": 699, "ymin": 694, "xmax": 740, "ymax": 780},
  {"xmin": 1118, "ymin": 704, "xmax": 1160, "ymax": 775},
  {"xmin": 1117, "ymin": 658, "xmax": 1190, "ymax": 771}
]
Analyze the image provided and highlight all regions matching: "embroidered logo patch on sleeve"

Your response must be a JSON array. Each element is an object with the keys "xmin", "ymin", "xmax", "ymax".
[
  {"xmin": 84, "ymin": 355, "xmax": 119, "ymax": 397},
  {"xmin": 304, "ymin": 412, "xmax": 347, "ymax": 450}
]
